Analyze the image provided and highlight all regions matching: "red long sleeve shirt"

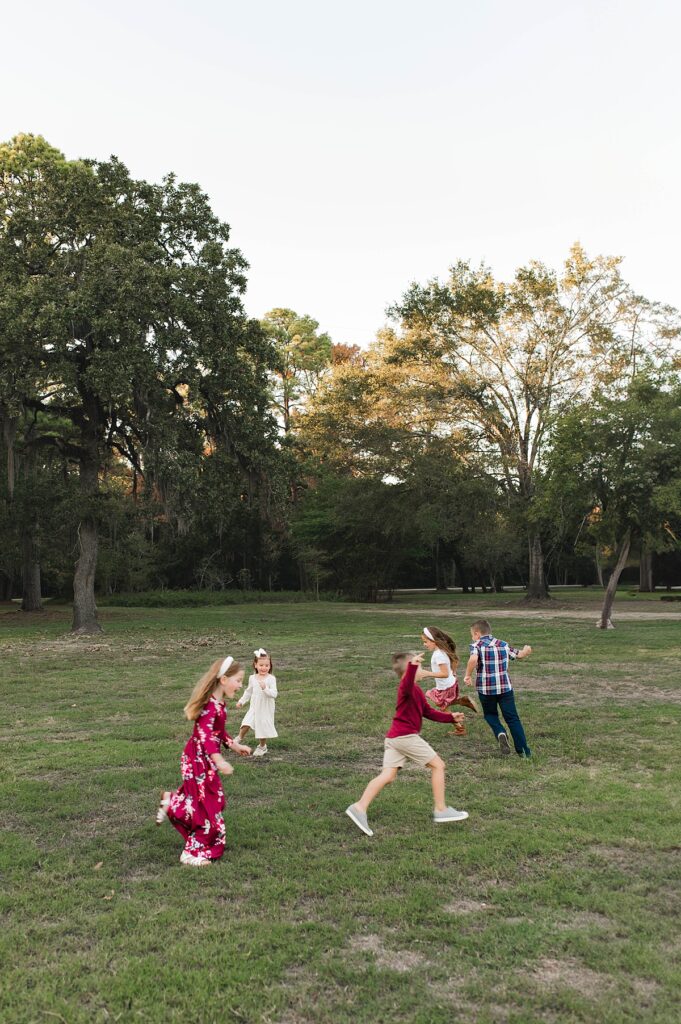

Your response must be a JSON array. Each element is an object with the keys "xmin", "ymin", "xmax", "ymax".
[{"xmin": 386, "ymin": 662, "xmax": 454, "ymax": 738}]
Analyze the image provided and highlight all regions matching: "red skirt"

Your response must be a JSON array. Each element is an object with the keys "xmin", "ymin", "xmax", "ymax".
[{"xmin": 426, "ymin": 682, "xmax": 460, "ymax": 709}]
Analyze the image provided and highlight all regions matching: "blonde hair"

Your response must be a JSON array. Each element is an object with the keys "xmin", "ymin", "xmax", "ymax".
[
  {"xmin": 184, "ymin": 658, "xmax": 242, "ymax": 720},
  {"xmin": 423, "ymin": 626, "xmax": 459, "ymax": 667}
]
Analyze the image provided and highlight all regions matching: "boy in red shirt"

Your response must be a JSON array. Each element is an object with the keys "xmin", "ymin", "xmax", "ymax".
[{"xmin": 346, "ymin": 652, "xmax": 469, "ymax": 836}]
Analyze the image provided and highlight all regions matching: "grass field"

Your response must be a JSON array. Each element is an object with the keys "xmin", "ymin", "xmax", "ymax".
[{"xmin": 2, "ymin": 595, "xmax": 680, "ymax": 1024}]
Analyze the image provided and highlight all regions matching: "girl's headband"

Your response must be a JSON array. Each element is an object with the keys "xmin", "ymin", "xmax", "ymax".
[
  {"xmin": 218, "ymin": 656, "xmax": 234, "ymax": 677},
  {"xmin": 254, "ymin": 648, "xmax": 268, "ymax": 658},
  {"xmin": 423, "ymin": 627, "xmax": 434, "ymax": 641}
]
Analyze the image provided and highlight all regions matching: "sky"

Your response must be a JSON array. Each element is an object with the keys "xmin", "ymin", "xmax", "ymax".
[{"xmin": 2, "ymin": 0, "xmax": 679, "ymax": 346}]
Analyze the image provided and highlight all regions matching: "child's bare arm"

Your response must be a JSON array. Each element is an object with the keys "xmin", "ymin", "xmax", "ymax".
[
  {"xmin": 463, "ymin": 653, "xmax": 477, "ymax": 685},
  {"xmin": 210, "ymin": 752, "xmax": 234, "ymax": 775}
]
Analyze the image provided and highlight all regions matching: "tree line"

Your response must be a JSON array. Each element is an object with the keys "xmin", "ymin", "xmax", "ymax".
[{"xmin": 2, "ymin": 134, "xmax": 681, "ymax": 632}]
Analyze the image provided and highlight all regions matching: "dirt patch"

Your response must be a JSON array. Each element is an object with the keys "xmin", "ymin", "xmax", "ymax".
[
  {"xmin": 356, "ymin": 606, "xmax": 681, "ymax": 621},
  {"xmin": 349, "ymin": 933, "xmax": 427, "ymax": 972},
  {"xmin": 631, "ymin": 977, "xmax": 660, "ymax": 1004},
  {"xmin": 530, "ymin": 956, "xmax": 614, "ymax": 998},
  {"xmin": 444, "ymin": 898, "xmax": 491, "ymax": 915},
  {"xmin": 554, "ymin": 910, "xmax": 613, "ymax": 931},
  {"xmin": 2, "ymin": 631, "xmax": 239, "ymax": 658}
]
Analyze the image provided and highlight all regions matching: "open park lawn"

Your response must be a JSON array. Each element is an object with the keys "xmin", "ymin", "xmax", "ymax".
[{"xmin": 2, "ymin": 595, "xmax": 680, "ymax": 1024}]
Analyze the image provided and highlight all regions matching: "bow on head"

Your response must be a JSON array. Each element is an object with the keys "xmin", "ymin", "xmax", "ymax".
[{"xmin": 254, "ymin": 648, "xmax": 268, "ymax": 658}]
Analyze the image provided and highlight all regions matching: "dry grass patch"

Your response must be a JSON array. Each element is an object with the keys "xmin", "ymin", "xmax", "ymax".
[
  {"xmin": 529, "ymin": 956, "xmax": 614, "ymax": 998},
  {"xmin": 349, "ymin": 933, "xmax": 428, "ymax": 972}
]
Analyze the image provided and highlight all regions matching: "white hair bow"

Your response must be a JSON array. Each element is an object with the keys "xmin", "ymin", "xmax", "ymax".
[
  {"xmin": 218, "ymin": 655, "xmax": 234, "ymax": 677},
  {"xmin": 254, "ymin": 648, "xmax": 268, "ymax": 658}
]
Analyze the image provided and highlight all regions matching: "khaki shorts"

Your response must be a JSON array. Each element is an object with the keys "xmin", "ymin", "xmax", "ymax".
[{"xmin": 383, "ymin": 734, "xmax": 437, "ymax": 770}]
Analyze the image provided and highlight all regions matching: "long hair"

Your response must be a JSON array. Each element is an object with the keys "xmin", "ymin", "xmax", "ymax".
[
  {"xmin": 424, "ymin": 626, "xmax": 459, "ymax": 667},
  {"xmin": 184, "ymin": 659, "xmax": 242, "ymax": 721}
]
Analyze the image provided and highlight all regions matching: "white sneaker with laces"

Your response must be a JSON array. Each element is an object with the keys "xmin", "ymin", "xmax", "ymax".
[{"xmin": 252, "ymin": 745, "xmax": 268, "ymax": 757}]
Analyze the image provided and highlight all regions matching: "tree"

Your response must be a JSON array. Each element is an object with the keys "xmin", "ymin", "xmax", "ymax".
[
  {"xmin": 385, "ymin": 245, "xmax": 680, "ymax": 599},
  {"xmin": 261, "ymin": 308, "xmax": 333, "ymax": 433},
  {"xmin": 0, "ymin": 134, "xmax": 274, "ymax": 632},
  {"xmin": 544, "ymin": 378, "xmax": 681, "ymax": 627}
]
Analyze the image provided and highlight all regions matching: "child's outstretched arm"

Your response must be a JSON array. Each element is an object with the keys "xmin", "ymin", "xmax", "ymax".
[
  {"xmin": 236, "ymin": 677, "xmax": 254, "ymax": 709},
  {"xmin": 210, "ymin": 751, "xmax": 234, "ymax": 775},
  {"xmin": 463, "ymin": 652, "xmax": 477, "ymax": 686}
]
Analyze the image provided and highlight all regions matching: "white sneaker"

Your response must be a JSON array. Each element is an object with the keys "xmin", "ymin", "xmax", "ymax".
[
  {"xmin": 180, "ymin": 850, "xmax": 211, "ymax": 867},
  {"xmin": 433, "ymin": 807, "xmax": 469, "ymax": 823},
  {"xmin": 252, "ymin": 745, "xmax": 268, "ymax": 757}
]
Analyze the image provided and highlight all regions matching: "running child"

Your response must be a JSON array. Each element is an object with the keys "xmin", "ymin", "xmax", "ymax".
[
  {"xmin": 463, "ymin": 619, "xmax": 533, "ymax": 757},
  {"xmin": 420, "ymin": 625, "xmax": 478, "ymax": 734},
  {"xmin": 156, "ymin": 656, "xmax": 252, "ymax": 867},
  {"xmin": 236, "ymin": 648, "xmax": 278, "ymax": 757},
  {"xmin": 345, "ymin": 651, "xmax": 469, "ymax": 836}
]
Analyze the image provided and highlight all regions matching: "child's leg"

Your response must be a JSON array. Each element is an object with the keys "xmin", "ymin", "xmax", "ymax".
[
  {"xmin": 238, "ymin": 725, "xmax": 250, "ymax": 741},
  {"xmin": 356, "ymin": 767, "xmax": 399, "ymax": 812},
  {"xmin": 258, "ymin": 738, "xmax": 267, "ymax": 747},
  {"xmin": 426, "ymin": 755, "xmax": 447, "ymax": 813},
  {"xmin": 498, "ymin": 691, "xmax": 531, "ymax": 755},
  {"xmin": 479, "ymin": 694, "xmax": 505, "ymax": 741}
]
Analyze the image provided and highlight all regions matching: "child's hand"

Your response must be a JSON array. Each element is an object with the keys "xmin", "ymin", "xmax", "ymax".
[
  {"xmin": 220, "ymin": 762, "xmax": 234, "ymax": 776},
  {"xmin": 409, "ymin": 653, "xmax": 424, "ymax": 666},
  {"xmin": 234, "ymin": 743, "xmax": 252, "ymax": 756},
  {"xmin": 522, "ymin": 645, "xmax": 532, "ymax": 655},
  {"xmin": 463, "ymin": 675, "xmax": 473, "ymax": 686},
  {"xmin": 258, "ymin": 679, "xmax": 267, "ymax": 690},
  {"xmin": 451, "ymin": 711, "xmax": 465, "ymax": 723},
  {"xmin": 235, "ymin": 702, "xmax": 243, "ymax": 709}
]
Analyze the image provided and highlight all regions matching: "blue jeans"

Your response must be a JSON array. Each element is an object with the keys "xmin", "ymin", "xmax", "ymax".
[{"xmin": 478, "ymin": 690, "xmax": 530, "ymax": 756}]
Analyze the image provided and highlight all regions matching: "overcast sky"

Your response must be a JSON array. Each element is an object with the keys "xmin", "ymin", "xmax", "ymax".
[{"xmin": 3, "ymin": 0, "xmax": 679, "ymax": 345}]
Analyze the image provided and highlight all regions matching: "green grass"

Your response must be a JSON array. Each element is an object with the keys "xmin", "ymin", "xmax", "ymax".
[{"xmin": 1, "ymin": 599, "xmax": 680, "ymax": 1023}]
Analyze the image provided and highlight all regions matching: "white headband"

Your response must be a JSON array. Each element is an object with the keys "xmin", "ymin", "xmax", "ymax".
[
  {"xmin": 254, "ymin": 648, "xmax": 268, "ymax": 658},
  {"xmin": 218, "ymin": 656, "xmax": 234, "ymax": 677},
  {"xmin": 423, "ymin": 627, "xmax": 434, "ymax": 641}
]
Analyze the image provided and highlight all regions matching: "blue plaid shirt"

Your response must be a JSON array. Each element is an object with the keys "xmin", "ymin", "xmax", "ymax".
[{"xmin": 470, "ymin": 635, "xmax": 520, "ymax": 695}]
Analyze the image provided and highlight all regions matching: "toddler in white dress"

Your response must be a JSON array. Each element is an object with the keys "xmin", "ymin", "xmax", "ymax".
[{"xmin": 236, "ymin": 648, "xmax": 278, "ymax": 757}]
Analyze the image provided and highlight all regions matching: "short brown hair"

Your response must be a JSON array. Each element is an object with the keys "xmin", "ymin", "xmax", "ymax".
[
  {"xmin": 471, "ymin": 619, "xmax": 491, "ymax": 635},
  {"xmin": 392, "ymin": 652, "xmax": 415, "ymax": 676}
]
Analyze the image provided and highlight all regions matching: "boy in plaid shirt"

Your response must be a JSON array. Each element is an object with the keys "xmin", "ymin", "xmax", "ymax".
[{"xmin": 463, "ymin": 619, "xmax": 533, "ymax": 757}]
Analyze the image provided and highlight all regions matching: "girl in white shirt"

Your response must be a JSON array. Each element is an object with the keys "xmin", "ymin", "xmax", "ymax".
[
  {"xmin": 236, "ymin": 648, "xmax": 278, "ymax": 757},
  {"xmin": 420, "ymin": 626, "xmax": 477, "ymax": 734}
]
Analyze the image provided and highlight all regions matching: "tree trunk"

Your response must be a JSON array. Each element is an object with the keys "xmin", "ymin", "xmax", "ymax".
[
  {"xmin": 597, "ymin": 530, "xmax": 631, "ymax": 629},
  {"xmin": 72, "ymin": 450, "xmax": 102, "ymax": 634},
  {"xmin": 526, "ymin": 532, "xmax": 549, "ymax": 600},
  {"xmin": 21, "ymin": 527, "xmax": 43, "ymax": 612},
  {"xmin": 595, "ymin": 547, "xmax": 605, "ymax": 588},
  {"xmin": 639, "ymin": 546, "xmax": 653, "ymax": 593}
]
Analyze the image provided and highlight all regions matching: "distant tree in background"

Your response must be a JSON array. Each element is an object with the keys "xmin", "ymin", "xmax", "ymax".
[
  {"xmin": 261, "ymin": 308, "xmax": 333, "ymax": 434},
  {"xmin": 386, "ymin": 245, "xmax": 680, "ymax": 600},
  {"xmin": 0, "ymin": 134, "xmax": 276, "ymax": 631},
  {"xmin": 544, "ymin": 376, "xmax": 681, "ymax": 627}
]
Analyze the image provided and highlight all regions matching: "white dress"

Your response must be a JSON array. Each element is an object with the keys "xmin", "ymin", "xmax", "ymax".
[{"xmin": 239, "ymin": 673, "xmax": 278, "ymax": 739}]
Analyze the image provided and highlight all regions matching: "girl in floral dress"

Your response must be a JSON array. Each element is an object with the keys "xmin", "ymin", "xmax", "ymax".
[{"xmin": 156, "ymin": 656, "xmax": 252, "ymax": 867}]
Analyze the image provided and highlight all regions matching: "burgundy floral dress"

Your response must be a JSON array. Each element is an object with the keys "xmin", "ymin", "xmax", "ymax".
[{"xmin": 167, "ymin": 696, "xmax": 232, "ymax": 861}]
